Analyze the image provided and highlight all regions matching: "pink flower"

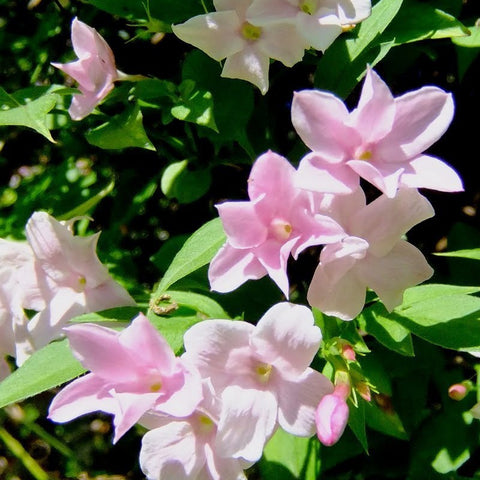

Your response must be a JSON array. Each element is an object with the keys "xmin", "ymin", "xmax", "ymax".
[
  {"xmin": 183, "ymin": 302, "xmax": 334, "ymax": 462},
  {"xmin": 307, "ymin": 188, "xmax": 435, "ymax": 320},
  {"xmin": 52, "ymin": 17, "xmax": 119, "ymax": 120},
  {"xmin": 139, "ymin": 381, "xmax": 252, "ymax": 480},
  {"xmin": 315, "ymin": 386, "xmax": 349, "ymax": 446},
  {"xmin": 247, "ymin": 0, "xmax": 371, "ymax": 51},
  {"xmin": 172, "ymin": 0, "xmax": 307, "ymax": 94},
  {"xmin": 48, "ymin": 313, "xmax": 203, "ymax": 443},
  {"xmin": 19, "ymin": 211, "xmax": 135, "ymax": 361},
  {"xmin": 209, "ymin": 150, "xmax": 344, "ymax": 297},
  {"xmin": 292, "ymin": 68, "xmax": 463, "ymax": 197}
]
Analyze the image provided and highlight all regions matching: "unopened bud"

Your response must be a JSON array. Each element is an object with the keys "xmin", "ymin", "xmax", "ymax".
[
  {"xmin": 341, "ymin": 343, "xmax": 356, "ymax": 362},
  {"xmin": 470, "ymin": 402, "xmax": 480, "ymax": 419},
  {"xmin": 315, "ymin": 393, "xmax": 349, "ymax": 446},
  {"xmin": 356, "ymin": 381, "xmax": 371, "ymax": 402},
  {"xmin": 448, "ymin": 382, "xmax": 469, "ymax": 401}
]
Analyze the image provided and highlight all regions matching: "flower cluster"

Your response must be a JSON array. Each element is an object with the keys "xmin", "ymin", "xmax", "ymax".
[
  {"xmin": 49, "ymin": 303, "xmax": 333, "ymax": 479},
  {"xmin": 209, "ymin": 68, "xmax": 463, "ymax": 319},
  {"xmin": 0, "ymin": 212, "xmax": 135, "ymax": 375},
  {"xmin": 172, "ymin": 0, "xmax": 371, "ymax": 93}
]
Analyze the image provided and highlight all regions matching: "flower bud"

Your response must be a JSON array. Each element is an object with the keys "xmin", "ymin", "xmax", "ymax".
[
  {"xmin": 470, "ymin": 402, "xmax": 480, "ymax": 419},
  {"xmin": 355, "ymin": 381, "xmax": 371, "ymax": 402},
  {"xmin": 448, "ymin": 382, "xmax": 469, "ymax": 401},
  {"xmin": 315, "ymin": 393, "xmax": 349, "ymax": 446},
  {"xmin": 340, "ymin": 342, "xmax": 356, "ymax": 362}
]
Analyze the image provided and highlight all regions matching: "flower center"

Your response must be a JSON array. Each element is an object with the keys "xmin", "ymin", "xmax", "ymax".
[
  {"xmin": 75, "ymin": 276, "xmax": 87, "ymax": 292},
  {"xmin": 147, "ymin": 371, "xmax": 163, "ymax": 392},
  {"xmin": 270, "ymin": 218, "xmax": 293, "ymax": 241},
  {"xmin": 255, "ymin": 362, "xmax": 273, "ymax": 383},
  {"xmin": 300, "ymin": 0, "xmax": 316, "ymax": 15},
  {"xmin": 241, "ymin": 22, "xmax": 262, "ymax": 41},
  {"xmin": 198, "ymin": 414, "xmax": 215, "ymax": 433},
  {"xmin": 355, "ymin": 149, "xmax": 372, "ymax": 161}
]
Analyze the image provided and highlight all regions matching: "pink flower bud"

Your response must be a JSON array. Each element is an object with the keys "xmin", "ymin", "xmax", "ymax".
[
  {"xmin": 448, "ymin": 383, "xmax": 468, "ymax": 401},
  {"xmin": 315, "ymin": 393, "xmax": 349, "ymax": 446},
  {"xmin": 341, "ymin": 343, "xmax": 356, "ymax": 362},
  {"xmin": 356, "ymin": 381, "xmax": 371, "ymax": 402}
]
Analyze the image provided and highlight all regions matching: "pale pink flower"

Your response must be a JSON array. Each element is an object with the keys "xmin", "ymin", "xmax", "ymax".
[
  {"xmin": 293, "ymin": 68, "xmax": 463, "ymax": 197},
  {"xmin": 139, "ymin": 381, "xmax": 252, "ymax": 480},
  {"xmin": 48, "ymin": 313, "xmax": 203, "ymax": 443},
  {"xmin": 0, "ymin": 239, "xmax": 44, "ymax": 364},
  {"xmin": 172, "ymin": 0, "xmax": 307, "ymax": 94},
  {"xmin": 308, "ymin": 188, "xmax": 435, "ymax": 320},
  {"xmin": 183, "ymin": 302, "xmax": 334, "ymax": 462},
  {"xmin": 315, "ymin": 384, "xmax": 349, "ymax": 446},
  {"xmin": 52, "ymin": 17, "xmax": 119, "ymax": 120},
  {"xmin": 209, "ymin": 150, "xmax": 344, "ymax": 297},
  {"xmin": 247, "ymin": 0, "xmax": 371, "ymax": 51},
  {"xmin": 20, "ymin": 211, "xmax": 135, "ymax": 360}
]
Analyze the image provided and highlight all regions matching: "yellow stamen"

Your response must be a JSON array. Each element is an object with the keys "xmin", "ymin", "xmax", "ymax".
[
  {"xmin": 270, "ymin": 218, "xmax": 293, "ymax": 241},
  {"xmin": 357, "ymin": 150, "xmax": 372, "ymax": 161},
  {"xmin": 300, "ymin": 0, "xmax": 316, "ymax": 15},
  {"xmin": 256, "ymin": 363, "xmax": 273, "ymax": 383},
  {"xmin": 150, "ymin": 381, "xmax": 162, "ymax": 392},
  {"xmin": 241, "ymin": 22, "xmax": 262, "ymax": 41}
]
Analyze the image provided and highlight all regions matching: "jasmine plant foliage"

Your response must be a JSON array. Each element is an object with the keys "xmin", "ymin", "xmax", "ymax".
[{"xmin": 1, "ymin": 0, "xmax": 480, "ymax": 479}]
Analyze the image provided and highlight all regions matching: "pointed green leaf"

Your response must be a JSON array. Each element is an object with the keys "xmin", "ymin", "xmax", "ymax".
[
  {"xmin": 434, "ymin": 248, "xmax": 480, "ymax": 261},
  {"xmin": 163, "ymin": 290, "xmax": 229, "ymax": 319},
  {"xmin": 151, "ymin": 218, "xmax": 226, "ymax": 300},
  {"xmin": 348, "ymin": 397, "xmax": 368, "ymax": 452},
  {"xmin": 0, "ymin": 340, "xmax": 85, "ymax": 409},
  {"xmin": 161, "ymin": 159, "xmax": 211, "ymax": 204},
  {"xmin": 315, "ymin": 0, "xmax": 403, "ymax": 97},
  {"xmin": 171, "ymin": 80, "xmax": 217, "ymax": 131},
  {"xmin": 86, "ymin": 103, "xmax": 155, "ymax": 150},
  {"xmin": 0, "ymin": 86, "xmax": 58, "ymax": 142}
]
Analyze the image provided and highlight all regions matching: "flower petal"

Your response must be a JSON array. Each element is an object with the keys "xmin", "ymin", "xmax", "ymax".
[
  {"xmin": 216, "ymin": 386, "xmax": 277, "ymax": 462},
  {"xmin": 277, "ymin": 368, "xmax": 334, "ymax": 436},
  {"xmin": 251, "ymin": 302, "xmax": 322, "ymax": 375},
  {"xmin": 358, "ymin": 240, "xmax": 433, "ymax": 311}
]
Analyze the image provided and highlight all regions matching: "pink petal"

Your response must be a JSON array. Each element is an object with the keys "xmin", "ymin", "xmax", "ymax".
[
  {"xmin": 357, "ymin": 240, "xmax": 433, "ymax": 312},
  {"xmin": 118, "ymin": 313, "xmax": 177, "ymax": 371},
  {"xmin": 247, "ymin": 151, "xmax": 297, "ymax": 203},
  {"xmin": 222, "ymin": 46, "xmax": 270, "ymax": 94},
  {"xmin": 351, "ymin": 188, "xmax": 434, "ymax": 257},
  {"xmin": 139, "ymin": 419, "xmax": 205, "ymax": 480},
  {"xmin": 277, "ymin": 368, "xmax": 334, "ymax": 436},
  {"xmin": 258, "ymin": 23, "xmax": 306, "ymax": 67},
  {"xmin": 204, "ymin": 442, "xmax": 250, "ymax": 480},
  {"xmin": 183, "ymin": 320, "xmax": 254, "ymax": 389},
  {"xmin": 292, "ymin": 90, "xmax": 357, "ymax": 160},
  {"xmin": 246, "ymin": 0, "xmax": 299, "ymax": 24},
  {"xmin": 111, "ymin": 391, "xmax": 160, "ymax": 442},
  {"xmin": 64, "ymin": 322, "xmax": 140, "ymax": 382},
  {"xmin": 217, "ymin": 201, "xmax": 268, "ymax": 248},
  {"xmin": 250, "ymin": 302, "xmax": 322, "ymax": 376},
  {"xmin": 216, "ymin": 386, "xmax": 277, "ymax": 462},
  {"xmin": 333, "ymin": 0, "xmax": 372, "ymax": 24},
  {"xmin": 208, "ymin": 244, "xmax": 266, "ymax": 292},
  {"xmin": 378, "ymin": 86, "xmax": 454, "ymax": 161},
  {"xmin": 296, "ymin": 153, "xmax": 359, "ymax": 194},
  {"xmin": 348, "ymin": 68, "xmax": 395, "ymax": 143},
  {"xmin": 308, "ymin": 259, "xmax": 366, "ymax": 320},
  {"xmin": 255, "ymin": 237, "xmax": 297, "ymax": 297},
  {"xmin": 296, "ymin": 11, "xmax": 342, "ymax": 51},
  {"xmin": 347, "ymin": 159, "xmax": 403, "ymax": 198},
  {"xmin": 400, "ymin": 154, "xmax": 464, "ymax": 192},
  {"xmin": 82, "ymin": 278, "xmax": 135, "ymax": 312},
  {"xmin": 172, "ymin": 12, "xmax": 244, "ymax": 61},
  {"xmin": 52, "ymin": 60, "xmax": 97, "ymax": 93},
  {"xmin": 48, "ymin": 373, "xmax": 117, "ymax": 422}
]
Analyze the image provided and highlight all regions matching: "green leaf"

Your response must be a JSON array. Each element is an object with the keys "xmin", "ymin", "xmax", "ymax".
[
  {"xmin": 435, "ymin": 248, "xmax": 480, "ymax": 261},
  {"xmin": 0, "ymin": 340, "xmax": 85, "ymax": 409},
  {"xmin": 364, "ymin": 398, "xmax": 408, "ymax": 440},
  {"xmin": 171, "ymin": 80, "xmax": 217, "ymax": 131},
  {"xmin": 368, "ymin": 293, "xmax": 480, "ymax": 350},
  {"xmin": 358, "ymin": 307, "xmax": 414, "ymax": 356},
  {"xmin": 86, "ymin": 103, "xmax": 155, "ymax": 151},
  {"xmin": 163, "ymin": 290, "xmax": 229, "ymax": 319},
  {"xmin": 161, "ymin": 159, "xmax": 211, "ymax": 204},
  {"xmin": 57, "ymin": 180, "xmax": 115, "ymax": 220},
  {"xmin": 260, "ymin": 428, "xmax": 321, "ymax": 480},
  {"xmin": 315, "ymin": 0, "xmax": 403, "ymax": 98},
  {"xmin": 151, "ymin": 218, "xmax": 226, "ymax": 299},
  {"xmin": 383, "ymin": 2, "xmax": 470, "ymax": 45},
  {"xmin": 402, "ymin": 283, "xmax": 480, "ymax": 304},
  {"xmin": 0, "ymin": 86, "xmax": 58, "ymax": 142},
  {"xmin": 348, "ymin": 397, "xmax": 368, "ymax": 452},
  {"xmin": 67, "ymin": 306, "xmax": 142, "ymax": 324}
]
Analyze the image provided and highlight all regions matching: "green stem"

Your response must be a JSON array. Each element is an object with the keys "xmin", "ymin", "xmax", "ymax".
[{"xmin": 0, "ymin": 426, "xmax": 50, "ymax": 480}]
